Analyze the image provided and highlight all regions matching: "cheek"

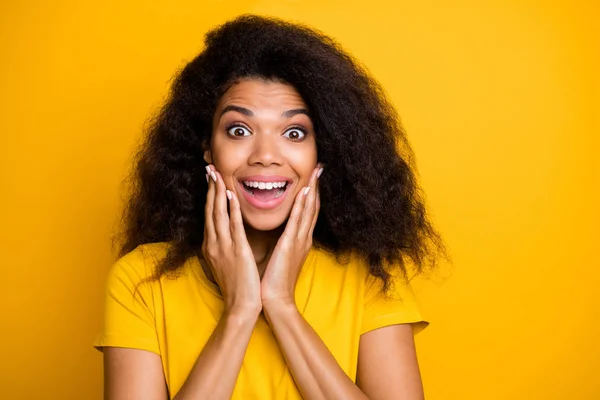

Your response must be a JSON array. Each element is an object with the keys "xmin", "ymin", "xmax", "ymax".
[
  {"xmin": 211, "ymin": 140, "xmax": 246, "ymax": 173},
  {"xmin": 287, "ymin": 143, "xmax": 318, "ymax": 179}
]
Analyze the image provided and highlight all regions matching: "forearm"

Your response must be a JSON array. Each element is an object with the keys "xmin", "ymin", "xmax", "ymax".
[
  {"xmin": 263, "ymin": 301, "xmax": 369, "ymax": 400},
  {"xmin": 174, "ymin": 306, "xmax": 260, "ymax": 400}
]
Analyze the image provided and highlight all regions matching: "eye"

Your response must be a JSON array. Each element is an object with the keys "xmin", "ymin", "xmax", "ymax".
[
  {"xmin": 226, "ymin": 125, "xmax": 252, "ymax": 137},
  {"xmin": 282, "ymin": 126, "xmax": 306, "ymax": 141}
]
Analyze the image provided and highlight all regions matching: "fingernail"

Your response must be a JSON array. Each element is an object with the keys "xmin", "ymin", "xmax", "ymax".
[
  {"xmin": 205, "ymin": 174, "xmax": 209, "ymax": 183},
  {"xmin": 210, "ymin": 171, "xmax": 217, "ymax": 182},
  {"xmin": 205, "ymin": 165, "xmax": 210, "ymax": 174},
  {"xmin": 317, "ymin": 168, "xmax": 324, "ymax": 178},
  {"xmin": 226, "ymin": 190, "xmax": 233, "ymax": 200},
  {"xmin": 304, "ymin": 187, "xmax": 310, "ymax": 196}
]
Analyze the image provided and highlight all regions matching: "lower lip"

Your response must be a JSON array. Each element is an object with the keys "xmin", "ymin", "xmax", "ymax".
[{"xmin": 238, "ymin": 181, "xmax": 291, "ymax": 210}]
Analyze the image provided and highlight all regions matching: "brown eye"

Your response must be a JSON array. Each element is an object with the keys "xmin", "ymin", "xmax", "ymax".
[
  {"xmin": 227, "ymin": 125, "xmax": 251, "ymax": 137},
  {"xmin": 283, "ymin": 127, "xmax": 306, "ymax": 141}
]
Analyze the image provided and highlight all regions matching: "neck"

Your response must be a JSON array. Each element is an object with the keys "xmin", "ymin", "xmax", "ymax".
[{"xmin": 244, "ymin": 223, "xmax": 284, "ymax": 277}]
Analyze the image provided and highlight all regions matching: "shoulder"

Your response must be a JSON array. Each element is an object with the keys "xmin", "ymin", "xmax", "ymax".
[
  {"xmin": 119, "ymin": 241, "xmax": 171, "ymax": 267},
  {"xmin": 106, "ymin": 241, "xmax": 172, "ymax": 288},
  {"xmin": 309, "ymin": 247, "xmax": 370, "ymax": 288},
  {"xmin": 310, "ymin": 247, "xmax": 418, "ymax": 295}
]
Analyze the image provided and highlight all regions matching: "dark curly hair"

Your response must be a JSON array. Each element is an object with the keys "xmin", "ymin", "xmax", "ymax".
[{"xmin": 112, "ymin": 14, "xmax": 447, "ymax": 293}]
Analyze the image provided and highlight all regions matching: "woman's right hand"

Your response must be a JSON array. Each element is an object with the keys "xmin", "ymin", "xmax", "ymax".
[{"xmin": 201, "ymin": 164, "xmax": 262, "ymax": 315}]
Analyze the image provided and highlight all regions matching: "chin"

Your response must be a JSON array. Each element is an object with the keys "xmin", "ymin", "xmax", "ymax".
[{"xmin": 241, "ymin": 208, "xmax": 290, "ymax": 232}]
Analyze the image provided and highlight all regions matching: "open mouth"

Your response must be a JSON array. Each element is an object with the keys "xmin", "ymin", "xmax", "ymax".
[{"xmin": 240, "ymin": 179, "xmax": 291, "ymax": 202}]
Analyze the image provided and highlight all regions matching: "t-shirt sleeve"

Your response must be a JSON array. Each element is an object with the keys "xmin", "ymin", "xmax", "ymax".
[
  {"xmin": 361, "ymin": 270, "xmax": 429, "ymax": 335},
  {"xmin": 93, "ymin": 252, "xmax": 160, "ymax": 355}
]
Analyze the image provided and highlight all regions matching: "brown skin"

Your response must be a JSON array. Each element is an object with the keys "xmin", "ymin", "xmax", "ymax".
[
  {"xmin": 103, "ymin": 79, "xmax": 424, "ymax": 400},
  {"xmin": 204, "ymin": 78, "xmax": 320, "ymax": 299},
  {"xmin": 205, "ymin": 78, "xmax": 318, "ymax": 275}
]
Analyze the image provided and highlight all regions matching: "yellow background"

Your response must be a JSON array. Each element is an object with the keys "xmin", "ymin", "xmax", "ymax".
[{"xmin": 1, "ymin": 0, "xmax": 598, "ymax": 398}]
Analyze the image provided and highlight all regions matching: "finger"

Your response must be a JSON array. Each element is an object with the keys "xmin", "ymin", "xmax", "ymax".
[
  {"xmin": 212, "ymin": 170, "xmax": 231, "ymax": 243},
  {"xmin": 312, "ymin": 165, "xmax": 323, "ymax": 228},
  {"xmin": 204, "ymin": 165, "xmax": 217, "ymax": 244},
  {"xmin": 227, "ymin": 189, "xmax": 247, "ymax": 245},
  {"xmin": 284, "ymin": 185, "xmax": 310, "ymax": 238},
  {"xmin": 298, "ymin": 166, "xmax": 321, "ymax": 238},
  {"xmin": 308, "ymin": 177, "xmax": 321, "ymax": 239}
]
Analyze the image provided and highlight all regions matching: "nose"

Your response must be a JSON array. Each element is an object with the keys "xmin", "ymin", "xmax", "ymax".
[{"xmin": 247, "ymin": 132, "xmax": 283, "ymax": 167}]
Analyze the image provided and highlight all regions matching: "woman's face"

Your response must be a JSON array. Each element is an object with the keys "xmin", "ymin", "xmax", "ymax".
[{"xmin": 205, "ymin": 79, "xmax": 318, "ymax": 231}]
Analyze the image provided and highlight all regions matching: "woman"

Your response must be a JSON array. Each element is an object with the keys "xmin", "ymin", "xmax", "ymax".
[{"xmin": 94, "ymin": 14, "xmax": 446, "ymax": 400}]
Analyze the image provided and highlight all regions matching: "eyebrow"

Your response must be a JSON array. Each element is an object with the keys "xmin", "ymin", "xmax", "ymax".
[
  {"xmin": 219, "ymin": 105, "xmax": 310, "ymax": 119},
  {"xmin": 220, "ymin": 105, "xmax": 253, "ymax": 117},
  {"xmin": 282, "ymin": 108, "xmax": 310, "ymax": 118}
]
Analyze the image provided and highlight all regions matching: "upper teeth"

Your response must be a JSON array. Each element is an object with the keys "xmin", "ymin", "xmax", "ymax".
[{"xmin": 243, "ymin": 181, "xmax": 287, "ymax": 190}]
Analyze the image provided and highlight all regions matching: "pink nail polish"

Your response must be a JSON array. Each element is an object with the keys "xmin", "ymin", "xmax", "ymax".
[
  {"xmin": 226, "ymin": 190, "xmax": 233, "ymax": 200},
  {"xmin": 317, "ymin": 168, "xmax": 324, "ymax": 178},
  {"xmin": 304, "ymin": 187, "xmax": 311, "ymax": 196},
  {"xmin": 210, "ymin": 171, "xmax": 217, "ymax": 182},
  {"xmin": 205, "ymin": 174, "xmax": 209, "ymax": 183},
  {"xmin": 205, "ymin": 165, "xmax": 210, "ymax": 174}
]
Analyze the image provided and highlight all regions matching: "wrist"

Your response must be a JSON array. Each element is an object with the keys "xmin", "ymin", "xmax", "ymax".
[
  {"xmin": 262, "ymin": 297, "xmax": 298, "ymax": 318},
  {"xmin": 262, "ymin": 300, "xmax": 299, "ymax": 327},
  {"xmin": 223, "ymin": 303, "xmax": 262, "ymax": 324},
  {"xmin": 260, "ymin": 287, "xmax": 296, "ymax": 306},
  {"xmin": 224, "ymin": 292, "xmax": 262, "ymax": 314}
]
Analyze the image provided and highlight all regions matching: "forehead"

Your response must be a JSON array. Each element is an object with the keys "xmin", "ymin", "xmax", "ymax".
[{"xmin": 217, "ymin": 79, "xmax": 307, "ymax": 111}]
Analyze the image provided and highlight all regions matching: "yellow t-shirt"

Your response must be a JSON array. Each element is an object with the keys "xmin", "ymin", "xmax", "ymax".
[{"xmin": 94, "ymin": 242, "xmax": 428, "ymax": 399}]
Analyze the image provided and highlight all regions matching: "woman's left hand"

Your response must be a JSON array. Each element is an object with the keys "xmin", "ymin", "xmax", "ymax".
[{"xmin": 260, "ymin": 165, "xmax": 323, "ymax": 306}]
